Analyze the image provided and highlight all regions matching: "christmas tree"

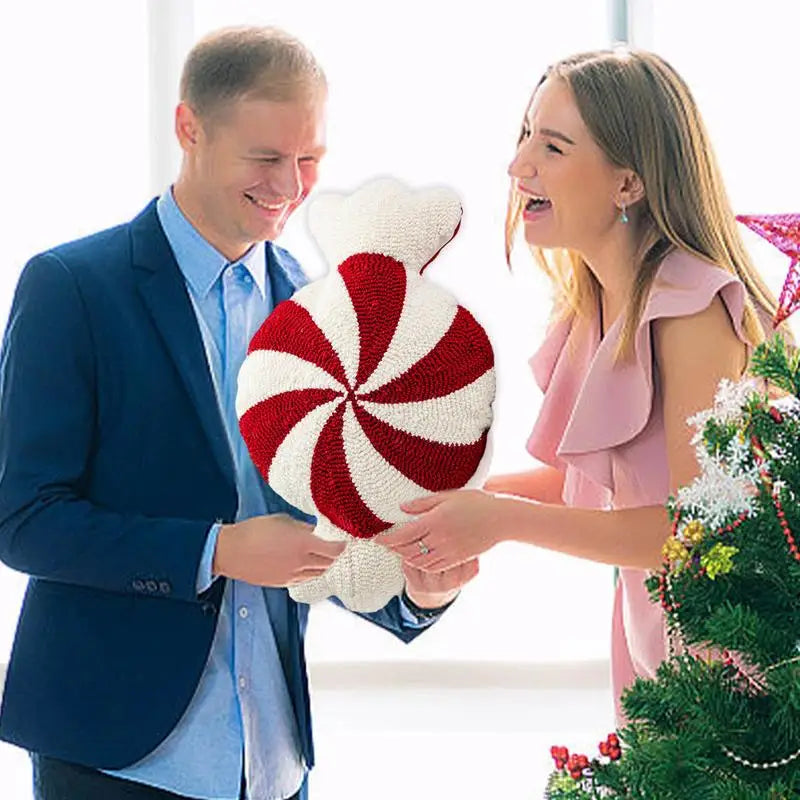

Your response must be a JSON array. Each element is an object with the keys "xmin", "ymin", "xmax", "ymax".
[{"xmin": 545, "ymin": 215, "xmax": 800, "ymax": 800}]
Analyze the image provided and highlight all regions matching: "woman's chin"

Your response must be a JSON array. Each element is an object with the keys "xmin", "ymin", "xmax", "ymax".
[{"xmin": 522, "ymin": 228, "xmax": 560, "ymax": 250}]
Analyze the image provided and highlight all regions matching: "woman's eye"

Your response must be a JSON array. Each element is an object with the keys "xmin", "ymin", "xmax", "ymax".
[{"xmin": 546, "ymin": 142, "xmax": 563, "ymax": 155}]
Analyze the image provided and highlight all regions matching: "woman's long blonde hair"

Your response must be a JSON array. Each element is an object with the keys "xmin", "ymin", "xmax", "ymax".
[{"xmin": 505, "ymin": 49, "xmax": 788, "ymax": 357}]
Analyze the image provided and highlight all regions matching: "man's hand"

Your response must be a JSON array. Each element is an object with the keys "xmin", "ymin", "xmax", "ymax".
[
  {"xmin": 403, "ymin": 558, "xmax": 479, "ymax": 609},
  {"xmin": 213, "ymin": 514, "xmax": 345, "ymax": 588}
]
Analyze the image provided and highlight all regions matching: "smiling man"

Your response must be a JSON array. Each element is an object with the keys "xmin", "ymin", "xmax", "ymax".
[{"xmin": 0, "ymin": 27, "xmax": 476, "ymax": 800}]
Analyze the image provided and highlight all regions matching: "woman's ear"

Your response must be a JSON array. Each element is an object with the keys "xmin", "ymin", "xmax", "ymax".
[{"xmin": 617, "ymin": 170, "xmax": 646, "ymax": 207}]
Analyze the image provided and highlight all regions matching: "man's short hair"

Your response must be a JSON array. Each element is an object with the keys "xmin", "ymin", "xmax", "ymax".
[{"xmin": 180, "ymin": 26, "xmax": 326, "ymax": 122}]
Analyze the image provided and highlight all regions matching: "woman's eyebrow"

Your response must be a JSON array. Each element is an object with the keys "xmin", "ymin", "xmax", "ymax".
[{"xmin": 538, "ymin": 127, "xmax": 576, "ymax": 145}]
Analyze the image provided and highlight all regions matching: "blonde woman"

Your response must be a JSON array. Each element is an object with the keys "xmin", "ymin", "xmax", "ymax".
[{"xmin": 381, "ymin": 49, "xmax": 790, "ymax": 721}]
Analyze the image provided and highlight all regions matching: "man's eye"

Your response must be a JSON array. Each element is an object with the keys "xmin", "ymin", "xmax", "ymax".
[{"xmin": 519, "ymin": 125, "xmax": 531, "ymax": 142}]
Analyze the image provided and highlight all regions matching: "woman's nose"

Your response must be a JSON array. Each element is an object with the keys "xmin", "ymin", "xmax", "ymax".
[{"xmin": 508, "ymin": 143, "xmax": 536, "ymax": 180}]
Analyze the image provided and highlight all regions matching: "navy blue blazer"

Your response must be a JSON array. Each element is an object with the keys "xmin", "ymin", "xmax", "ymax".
[{"xmin": 0, "ymin": 200, "xmax": 432, "ymax": 770}]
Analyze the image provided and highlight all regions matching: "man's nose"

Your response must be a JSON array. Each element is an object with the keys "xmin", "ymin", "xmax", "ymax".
[{"xmin": 272, "ymin": 160, "xmax": 303, "ymax": 203}]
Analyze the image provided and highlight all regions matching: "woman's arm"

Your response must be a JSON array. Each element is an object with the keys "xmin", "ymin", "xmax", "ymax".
[
  {"xmin": 483, "ymin": 465, "xmax": 565, "ymax": 505},
  {"xmin": 385, "ymin": 292, "xmax": 749, "ymax": 574},
  {"xmin": 498, "ymin": 498, "xmax": 668, "ymax": 570},
  {"xmin": 501, "ymin": 292, "xmax": 749, "ymax": 571}
]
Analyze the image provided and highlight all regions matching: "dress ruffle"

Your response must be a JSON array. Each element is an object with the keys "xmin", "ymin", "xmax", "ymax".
[{"xmin": 527, "ymin": 248, "xmax": 749, "ymax": 499}]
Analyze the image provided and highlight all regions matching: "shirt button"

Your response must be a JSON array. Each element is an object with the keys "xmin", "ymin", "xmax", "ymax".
[
  {"xmin": 238, "ymin": 606, "xmax": 249, "ymax": 619},
  {"xmin": 238, "ymin": 676, "xmax": 247, "ymax": 690}
]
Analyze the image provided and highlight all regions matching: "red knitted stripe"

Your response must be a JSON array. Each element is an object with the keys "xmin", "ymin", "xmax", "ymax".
[
  {"xmin": 239, "ymin": 388, "xmax": 342, "ymax": 477},
  {"xmin": 352, "ymin": 402, "xmax": 487, "ymax": 491},
  {"xmin": 359, "ymin": 306, "xmax": 493, "ymax": 403},
  {"xmin": 311, "ymin": 403, "xmax": 390, "ymax": 539},
  {"xmin": 338, "ymin": 254, "xmax": 406, "ymax": 389},
  {"xmin": 248, "ymin": 300, "xmax": 348, "ymax": 387}
]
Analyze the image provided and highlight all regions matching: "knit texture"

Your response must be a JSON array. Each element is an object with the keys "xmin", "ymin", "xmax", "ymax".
[{"xmin": 237, "ymin": 178, "xmax": 496, "ymax": 611}]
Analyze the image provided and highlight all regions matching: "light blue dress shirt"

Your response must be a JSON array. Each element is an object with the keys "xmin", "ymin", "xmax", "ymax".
[
  {"xmin": 106, "ymin": 188, "xmax": 431, "ymax": 800},
  {"xmin": 106, "ymin": 189, "xmax": 306, "ymax": 799}
]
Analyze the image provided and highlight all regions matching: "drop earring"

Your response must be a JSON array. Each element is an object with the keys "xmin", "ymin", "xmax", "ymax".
[{"xmin": 619, "ymin": 203, "xmax": 629, "ymax": 224}]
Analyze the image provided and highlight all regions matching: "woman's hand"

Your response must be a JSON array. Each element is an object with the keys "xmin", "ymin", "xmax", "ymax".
[{"xmin": 380, "ymin": 489, "xmax": 503, "ymax": 572}]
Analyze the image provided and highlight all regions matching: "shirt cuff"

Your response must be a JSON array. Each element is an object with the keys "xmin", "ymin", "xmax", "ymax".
[
  {"xmin": 196, "ymin": 523, "xmax": 222, "ymax": 594},
  {"xmin": 399, "ymin": 589, "xmax": 454, "ymax": 628}
]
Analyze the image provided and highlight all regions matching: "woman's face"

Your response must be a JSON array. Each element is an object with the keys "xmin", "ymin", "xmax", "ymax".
[{"xmin": 508, "ymin": 77, "xmax": 628, "ymax": 255}]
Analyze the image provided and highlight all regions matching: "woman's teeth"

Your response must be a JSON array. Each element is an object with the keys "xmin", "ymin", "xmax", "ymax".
[{"xmin": 525, "ymin": 195, "xmax": 551, "ymax": 211}]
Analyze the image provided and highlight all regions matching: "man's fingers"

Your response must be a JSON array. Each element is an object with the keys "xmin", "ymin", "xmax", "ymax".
[
  {"xmin": 411, "ymin": 560, "xmax": 480, "ymax": 591},
  {"xmin": 307, "ymin": 538, "xmax": 347, "ymax": 559},
  {"xmin": 303, "ymin": 549, "xmax": 344, "ymax": 567},
  {"xmin": 292, "ymin": 565, "xmax": 332, "ymax": 581},
  {"xmin": 461, "ymin": 559, "xmax": 480, "ymax": 582},
  {"xmin": 450, "ymin": 559, "xmax": 479, "ymax": 587}
]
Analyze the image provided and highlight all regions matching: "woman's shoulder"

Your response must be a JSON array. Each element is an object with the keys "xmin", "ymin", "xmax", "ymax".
[
  {"xmin": 646, "ymin": 248, "xmax": 746, "ymax": 322},
  {"xmin": 638, "ymin": 248, "xmax": 750, "ymax": 361}
]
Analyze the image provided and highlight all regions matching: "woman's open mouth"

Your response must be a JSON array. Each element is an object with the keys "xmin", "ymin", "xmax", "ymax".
[{"xmin": 522, "ymin": 194, "xmax": 552, "ymax": 219}]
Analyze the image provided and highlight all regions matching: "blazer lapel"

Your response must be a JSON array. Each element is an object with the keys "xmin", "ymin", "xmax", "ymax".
[
  {"xmin": 129, "ymin": 201, "xmax": 236, "ymax": 487},
  {"xmin": 267, "ymin": 243, "xmax": 309, "ymax": 306}
]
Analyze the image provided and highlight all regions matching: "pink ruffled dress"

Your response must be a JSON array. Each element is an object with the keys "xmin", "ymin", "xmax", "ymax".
[{"xmin": 526, "ymin": 249, "xmax": 751, "ymax": 723}]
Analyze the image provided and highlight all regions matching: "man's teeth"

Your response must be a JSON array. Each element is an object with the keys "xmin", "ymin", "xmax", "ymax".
[{"xmin": 248, "ymin": 195, "xmax": 284, "ymax": 210}]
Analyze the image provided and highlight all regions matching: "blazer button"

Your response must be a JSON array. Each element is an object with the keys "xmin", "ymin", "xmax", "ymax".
[
  {"xmin": 158, "ymin": 581, "xmax": 172, "ymax": 595},
  {"xmin": 201, "ymin": 602, "xmax": 217, "ymax": 617},
  {"xmin": 145, "ymin": 580, "xmax": 158, "ymax": 593},
  {"xmin": 132, "ymin": 579, "xmax": 145, "ymax": 592}
]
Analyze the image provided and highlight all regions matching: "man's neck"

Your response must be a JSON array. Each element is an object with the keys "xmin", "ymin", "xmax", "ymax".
[{"xmin": 171, "ymin": 180, "xmax": 252, "ymax": 263}]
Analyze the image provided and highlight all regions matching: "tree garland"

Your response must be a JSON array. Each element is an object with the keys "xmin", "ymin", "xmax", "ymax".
[{"xmin": 545, "ymin": 335, "xmax": 800, "ymax": 800}]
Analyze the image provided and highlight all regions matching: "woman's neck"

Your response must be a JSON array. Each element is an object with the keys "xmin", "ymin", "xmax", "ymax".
[{"xmin": 580, "ymin": 228, "xmax": 639, "ymax": 330}]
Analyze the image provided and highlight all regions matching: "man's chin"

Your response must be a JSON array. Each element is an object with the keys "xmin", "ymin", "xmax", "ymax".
[{"xmin": 251, "ymin": 220, "xmax": 284, "ymax": 243}]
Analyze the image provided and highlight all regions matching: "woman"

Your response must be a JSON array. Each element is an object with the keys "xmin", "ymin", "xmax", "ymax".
[{"xmin": 379, "ymin": 48, "xmax": 790, "ymax": 721}]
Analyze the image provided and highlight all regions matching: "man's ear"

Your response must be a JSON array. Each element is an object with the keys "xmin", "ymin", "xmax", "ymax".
[{"xmin": 175, "ymin": 102, "xmax": 201, "ymax": 152}]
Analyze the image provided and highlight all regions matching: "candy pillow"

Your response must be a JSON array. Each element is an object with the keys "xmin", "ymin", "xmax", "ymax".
[{"xmin": 237, "ymin": 178, "xmax": 495, "ymax": 612}]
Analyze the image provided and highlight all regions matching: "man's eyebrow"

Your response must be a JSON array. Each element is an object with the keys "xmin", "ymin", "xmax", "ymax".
[
  {"xmin": 247, "ymin": 148, "xmax": 283, "ymax": 156},
  {"xmin": 246, "ymin": 146, "xmax": 327, "ymax": 157}
]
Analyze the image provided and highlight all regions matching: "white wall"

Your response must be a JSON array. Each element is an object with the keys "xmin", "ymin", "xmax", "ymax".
[
  {"xmin": 1, "ymin": 0, "xmax": 798, "ymax": 671},
  {"xmin": 0, "ymin": 0, "xmax": 152, "ymax": 665}
]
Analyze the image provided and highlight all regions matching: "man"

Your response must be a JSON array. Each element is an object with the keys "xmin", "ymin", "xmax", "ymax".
[{"xmin": 0, "ymin": 27, "xmax": 478, "ymax": 800}]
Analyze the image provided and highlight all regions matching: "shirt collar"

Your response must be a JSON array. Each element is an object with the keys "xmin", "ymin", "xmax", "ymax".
[{"xmin": 156, "ymin": 187, "xmax": 267, "ymax": 300}]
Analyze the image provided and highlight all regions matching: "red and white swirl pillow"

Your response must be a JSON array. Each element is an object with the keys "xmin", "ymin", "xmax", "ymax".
[{"xmin": 237, "ymin": 179, "xmax": 495, "ymax": 611}]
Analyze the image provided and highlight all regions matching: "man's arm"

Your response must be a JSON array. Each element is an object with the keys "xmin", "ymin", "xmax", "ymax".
[
  {"xmin": 329, "ymin": 559, "xmax": 478, "ymax": 643},
  {"xmin": 0, "ymin": 253, "xmax": 212, "ymax": 601}
]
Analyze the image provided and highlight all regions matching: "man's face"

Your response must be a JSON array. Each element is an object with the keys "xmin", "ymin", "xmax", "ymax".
[{"xmin": 179, "ymin": 91, "xmax": 327, "ymax": 259}]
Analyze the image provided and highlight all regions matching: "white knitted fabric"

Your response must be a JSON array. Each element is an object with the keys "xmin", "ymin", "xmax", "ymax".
[{"xmin": 237, "ymin": 178, "xmax": 495, "ymax": 612}]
